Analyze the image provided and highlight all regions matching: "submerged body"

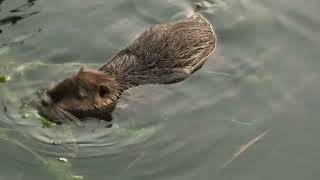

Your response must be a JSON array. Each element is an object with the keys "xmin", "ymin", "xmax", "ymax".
[{"xmin": 38, "ymin": 14, "xmax": 217, "ymax": 125}]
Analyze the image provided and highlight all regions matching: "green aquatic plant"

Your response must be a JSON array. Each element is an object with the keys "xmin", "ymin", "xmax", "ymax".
[
  {"xmin": 0, "ymin": 74, "xmax": 10, "ymax": 83},
  {"xmin": 40, "ymin": 117, "xmax": 56, "ymax": 128},
  {"xmin": 19, "ymin": 107, "xmax": 56, "ymax": 128}
]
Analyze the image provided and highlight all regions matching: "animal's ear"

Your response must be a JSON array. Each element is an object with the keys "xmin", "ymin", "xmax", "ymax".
[
  {"xmin": 77, "ymin": 65, "xmax": 87, "ymax": 75},
  {"xmin": 99, "ymin": 85, "xmax": 110, "ymax": 98}
]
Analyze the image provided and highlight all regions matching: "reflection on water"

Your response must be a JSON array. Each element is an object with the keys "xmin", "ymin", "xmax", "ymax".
[{"xmin": 1, "ymin": 0, "xmax": 320, "ymax": 180}]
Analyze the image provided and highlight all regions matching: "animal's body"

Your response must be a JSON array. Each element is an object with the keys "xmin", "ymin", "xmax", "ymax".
[{"xmin": 38, "ymin": 13, "xmax": 217, "ymax": 125}]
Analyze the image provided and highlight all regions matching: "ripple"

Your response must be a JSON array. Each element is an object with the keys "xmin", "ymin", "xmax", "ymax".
[{"xmin": 0, "ymin": 62, "xmax": 162, "ymax": 158}]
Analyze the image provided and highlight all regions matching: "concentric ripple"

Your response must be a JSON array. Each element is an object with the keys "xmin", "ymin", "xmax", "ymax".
[{"xmin": 0, "ymin": 62, "xmax": 161, "ymax": 158}]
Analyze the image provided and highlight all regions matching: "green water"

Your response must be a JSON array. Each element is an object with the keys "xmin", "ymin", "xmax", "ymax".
[{"xmin": 1, "ymin": 0, "xmax": 320, "ymax": 179}]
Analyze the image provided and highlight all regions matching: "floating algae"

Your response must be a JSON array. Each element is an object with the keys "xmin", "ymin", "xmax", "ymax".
[
  {"xmin": 0, "ymin": 74, "xmax": 10, "ymax": 83},
  {"xmin": 40, "ymin": 117, "xmax": 56, "ymax": 128},
  {"xmin": 19, "ymin": 107, "xmax": 56, "ymax": 128}
]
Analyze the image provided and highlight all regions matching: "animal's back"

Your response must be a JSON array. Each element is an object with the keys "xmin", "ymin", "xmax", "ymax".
[{"xmin": 100, "ymin": 14, "xmax": 216, "ymax": 87}]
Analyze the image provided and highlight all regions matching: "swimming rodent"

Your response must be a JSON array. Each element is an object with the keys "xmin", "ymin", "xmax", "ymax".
[{"xmin": 37, "ymin": 13, "xmax": 217, "ymax": 126}]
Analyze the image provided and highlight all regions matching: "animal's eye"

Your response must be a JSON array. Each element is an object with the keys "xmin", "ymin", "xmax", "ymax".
[
  {"xmin": 79, "ymin": 89, "xmax": 87, "ymax": 99},
  {"xmin": 99, "ymin": 85, "xmax": 110, "ymax": 98}
]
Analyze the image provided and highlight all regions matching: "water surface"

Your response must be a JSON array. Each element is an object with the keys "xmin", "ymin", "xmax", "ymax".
[{"xmin": 1, "ymin": 0, "xmax": 320, "ymax": 179}]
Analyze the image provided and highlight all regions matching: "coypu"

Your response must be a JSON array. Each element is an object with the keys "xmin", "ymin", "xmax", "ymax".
[{"xmin": 37, "ymin": 13, "xmax": 216, "ymax": 126}]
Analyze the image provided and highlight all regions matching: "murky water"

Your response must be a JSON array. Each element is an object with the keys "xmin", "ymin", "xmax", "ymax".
[{"xmin": 1, "ymin": 0, "xmax": 320, "ymax": 179}]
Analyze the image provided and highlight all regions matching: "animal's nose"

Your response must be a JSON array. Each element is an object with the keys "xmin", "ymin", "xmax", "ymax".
[
  {"xmin": 41, "ymin": 99, "xmax": 49, "ymax": 107},
  {"xmin": 41, "ymin": 94, "xmax": 52, "ymax": 107}
]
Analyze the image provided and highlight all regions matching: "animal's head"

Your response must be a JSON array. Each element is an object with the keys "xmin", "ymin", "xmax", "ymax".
[{"xmin": 37, "ymin": 66, "xmax": 121, "ymax": 125}]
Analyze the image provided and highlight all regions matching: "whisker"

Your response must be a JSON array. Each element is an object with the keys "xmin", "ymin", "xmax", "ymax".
[
  {"xmin": 56, "ymin": 111, "xmax": 71, "ymax": 124},
  {"xmin": 58, "ymin": 108, "xmax": 84, "ymax": 128},
  {"xmin": 63, "ymin": 110, "xmax": 84, "ymax": 128}
]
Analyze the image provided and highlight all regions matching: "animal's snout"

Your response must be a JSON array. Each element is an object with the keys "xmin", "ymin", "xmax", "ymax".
[
  {"xmin": 40, "ymin": 93, "xmax": 52, "ymax": 107},
  {"xmin": 41, "ymin": 99, "xmax": 49, "ymax": 107}
]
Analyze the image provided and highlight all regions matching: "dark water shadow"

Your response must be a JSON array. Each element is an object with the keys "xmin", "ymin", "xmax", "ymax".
[
  {"xmin": 10, "ymin": 0, "xmax": 37, "ymax": 13},
  {"xmin": 0, "ymin": 11, "xmax": 39, "ymax": 26},
  {"xmin": 0, "ymin": 0, "xmax": 5, "ymax": 7},
  {"xmin": 0, "ymin": 0, "xmax": 41, "ymax": 50},
  {"xmin": 0, "ymin": 0, "xmax": 38, "ymax": 12},
  {"xmin": 0, "ymin": 0, "xmax": 39, "ymax": 34}
]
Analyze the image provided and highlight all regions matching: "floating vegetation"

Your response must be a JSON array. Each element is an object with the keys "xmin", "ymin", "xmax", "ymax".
[
  {"xmin": 40, "ymin": 117, "xmax": 56, "ymax": 128},
  {"xmin": 0, "ymin": 74, "xmax": 10, "ymax": 83},
  {"xmin": 221, "ymin": 129, "xmax": 270, "ymax": 168},
  {"xmin": 19, "ymin": 107, "xmax": 56, "ymax": 128}
]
